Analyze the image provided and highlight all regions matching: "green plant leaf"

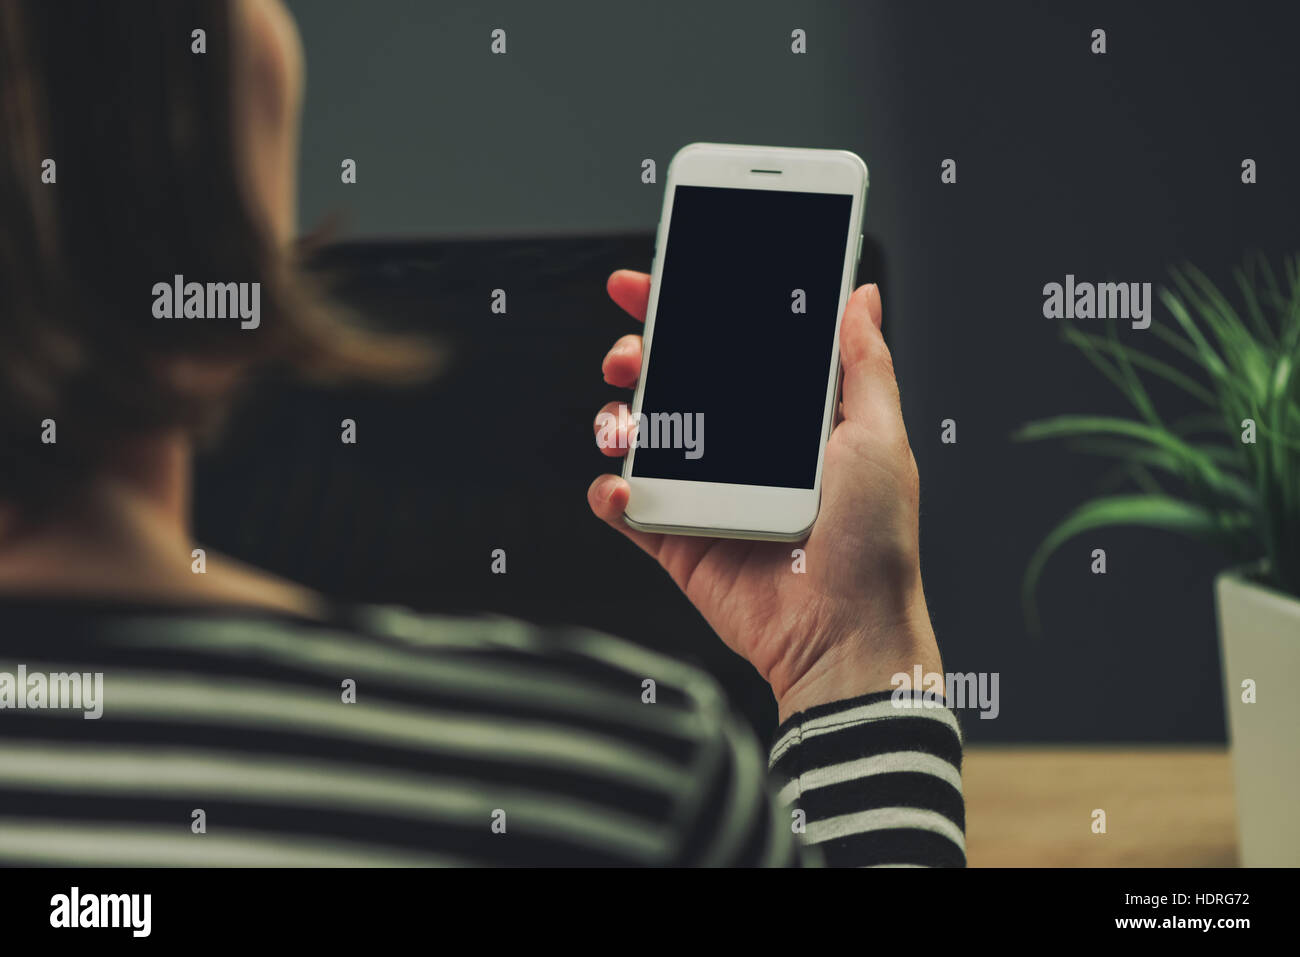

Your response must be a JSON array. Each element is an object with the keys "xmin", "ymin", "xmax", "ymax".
[
  {"xmin": 1234, "ymin": 258, "xmax": 1276, "ymax": 347},
  {"xmin": 1063, "ymin": 437, "xmax": 1255, "ymax": 508},
  {"xmin": 1021, "ymin": 495, "xmax": 1253, "ymax": 634},
  {"xmin": 1063, "ymin": 328, "xmax": 1217, "ymax": 407},
  {"xmin": 1013, "ymin": 415, "xmax": 1252, "ymax": 504}
]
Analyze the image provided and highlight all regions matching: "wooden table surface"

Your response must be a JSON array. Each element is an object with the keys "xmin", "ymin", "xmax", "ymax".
[{"xmin": 962, "ymin": 747, "xmax": 1239, "ymax": 867}]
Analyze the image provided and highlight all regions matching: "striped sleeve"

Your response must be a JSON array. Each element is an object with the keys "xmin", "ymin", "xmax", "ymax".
[{"xmin": 768, "ymin": 689, "xmax": 966, "ymax": 867}]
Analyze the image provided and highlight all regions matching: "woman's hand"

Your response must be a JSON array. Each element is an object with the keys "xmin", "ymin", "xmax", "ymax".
[{"xmin": 589, "ymin": 270, "xmax": 941, "ymax": 722}]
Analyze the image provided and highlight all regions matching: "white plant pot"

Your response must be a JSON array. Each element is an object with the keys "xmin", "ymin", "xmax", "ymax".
[{"xmin": 1215, "ymin": 569, "xmax": 1300, "ymax": 867}]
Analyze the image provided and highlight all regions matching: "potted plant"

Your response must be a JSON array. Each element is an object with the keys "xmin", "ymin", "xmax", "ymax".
[{"xmin": 1016, "ymin": 253, "xmax": 1300, "ymax": 867}]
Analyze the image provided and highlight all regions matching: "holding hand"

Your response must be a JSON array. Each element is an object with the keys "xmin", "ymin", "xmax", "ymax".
[{"xmin": 589, "ymin": 271, "xmax": 941, "ymax": 721}]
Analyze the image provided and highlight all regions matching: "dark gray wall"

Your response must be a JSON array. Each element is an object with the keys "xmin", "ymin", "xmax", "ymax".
[{"xmin": 290, "ymin": 1, "xmax": 896, "ymax": 234}]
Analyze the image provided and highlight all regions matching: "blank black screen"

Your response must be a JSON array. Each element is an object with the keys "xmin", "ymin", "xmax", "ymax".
[{"xmin": 632, "ymin": 185, "xmax": 854, "ymax": 488}]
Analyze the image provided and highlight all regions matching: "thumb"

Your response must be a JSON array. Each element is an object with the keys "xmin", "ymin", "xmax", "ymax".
[{"xmin": 838, "ymin": 283, "xmax": 901, "ymax": 425}]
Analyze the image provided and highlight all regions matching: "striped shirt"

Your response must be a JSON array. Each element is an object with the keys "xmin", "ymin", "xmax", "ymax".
[{"xmin": 0, "ymin": 598, "xmax": 965, "ymax": 866}]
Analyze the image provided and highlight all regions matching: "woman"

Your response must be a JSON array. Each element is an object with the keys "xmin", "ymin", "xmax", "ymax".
[{"xmin": 0, "ymin": 0, "xmax": 962, "ymax": 866}]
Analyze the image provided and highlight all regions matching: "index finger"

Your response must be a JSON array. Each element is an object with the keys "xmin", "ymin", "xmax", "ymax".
[{"xmin": 606, "ymin": 270, "xmax": 650, "ymax": 322}]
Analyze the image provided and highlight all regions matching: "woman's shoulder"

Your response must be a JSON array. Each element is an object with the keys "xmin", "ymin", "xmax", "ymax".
[
  {"xmin": 0, "ymin": 598, "xmax": 752, "ymax": 866},
  {"xmin": 0, "ymin": 595, "xmax": 735, "ymax": 740}
]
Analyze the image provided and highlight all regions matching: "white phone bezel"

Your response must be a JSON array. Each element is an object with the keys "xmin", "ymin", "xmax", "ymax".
[{"xmin": 621, "ymin": 142, "xmax": 869, "ymax": 541}]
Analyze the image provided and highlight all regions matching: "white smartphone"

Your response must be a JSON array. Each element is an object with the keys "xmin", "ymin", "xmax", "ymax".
[{"xmin": 620, "ymin": 142, "xmax": 869, "ymax": 541}]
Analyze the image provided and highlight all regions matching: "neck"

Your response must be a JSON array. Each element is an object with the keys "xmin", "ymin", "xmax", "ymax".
[
  {"xmin": 100, "ymin": 431, "xmax": 193, "ymax": 537},
  {"xmin": 0, "ymin": 430, "xmax": 324, "ymax": 618},
  {"xmin": 0, "ymin": 430, "xmax": 194, "ymax": 577}
]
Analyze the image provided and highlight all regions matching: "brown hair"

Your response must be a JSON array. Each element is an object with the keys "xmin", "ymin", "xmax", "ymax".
[{"xmin": 0, "ymin": 0, "xmax": 431, "ymax": 510}]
